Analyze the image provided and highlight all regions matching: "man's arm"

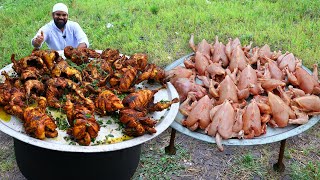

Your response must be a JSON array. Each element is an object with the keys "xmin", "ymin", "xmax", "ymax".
[{"xmin": 73, "ymin": 22, "xmax": 89, "ymax": 48}]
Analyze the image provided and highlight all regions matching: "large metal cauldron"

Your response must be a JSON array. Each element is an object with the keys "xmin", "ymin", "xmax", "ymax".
[{"xmin": 14, "ymin": 138, "xmax": 141, "ymax": 180}]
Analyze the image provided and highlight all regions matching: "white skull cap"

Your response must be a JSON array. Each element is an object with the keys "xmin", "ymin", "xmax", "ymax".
[{"xmin": 52, "ymin": 3, "xmax": 68, "ymax": 14}]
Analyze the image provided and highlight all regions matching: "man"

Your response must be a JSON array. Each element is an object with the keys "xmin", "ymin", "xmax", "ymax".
[{"xmin": 31, "ymin": 3, "xmax": 89, "ymax": 50}]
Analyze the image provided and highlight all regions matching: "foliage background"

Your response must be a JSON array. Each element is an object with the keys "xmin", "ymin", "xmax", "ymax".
[{"xmin": 0, "ymin": 0, "xmax": 319, "ymax": 68}]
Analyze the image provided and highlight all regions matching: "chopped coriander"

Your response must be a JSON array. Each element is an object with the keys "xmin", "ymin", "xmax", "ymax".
[
  {"xmin": 97, "ymin": 120, "xmax": 103, "ymax": 125},
  {"xmin": 117, "ymin": 93, "xmax": 127, "ymax": 100},
  {"xmin": 56, "ymin": 117, "xmax": 69, "ymax": 130},
  {"xmin": 68, "ymin": 141, "xmax": 76, "ymax": 145},
  {"xmin": 116, "ymin": 125, "xmax": 123, "ymax": 131},
  {"xmin": 160, "ymin": 99, "xmax": 170, "ymax": 103},
  {"xmin": 107, "ymin": 134, "xmax": 114, "ymax": 137},
  {"xmin": 85, "ymin": 113, "xmax": 92, "ymax": 118},
  {"xmin": 106, "ymin": 119, "xmax": 112, "ymax": 124}
]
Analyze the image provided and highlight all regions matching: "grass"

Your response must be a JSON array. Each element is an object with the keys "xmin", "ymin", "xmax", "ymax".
[
  {"xmin": 285, "ymin": 144, "xmax": 320, "ymax": 180},
  {"xmin": 231, "ymin": 152, "xmax": 266, "ymax": 179},
  {"xmin": 0, "ymin": 148, "xmax": 15, "ymax": 173},
  {"xmin": 0, "ymin": 0, "xmax": 319, "ymax": 179},
  {"xmin": 290, "ymin": 161, "xmax": 320, "ymax": 180},
  {"xmin": 132, "ymin": 144, "xmax": 190, "ymax": 180},
  {"xmin": 0, "ymin": 0, "xmax": 320, "ymax": 68}
]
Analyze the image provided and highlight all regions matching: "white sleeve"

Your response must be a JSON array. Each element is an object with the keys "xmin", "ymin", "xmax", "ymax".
[{"xmin": 73, "ymin": 22, "xmax": 89, "ymax": 48}]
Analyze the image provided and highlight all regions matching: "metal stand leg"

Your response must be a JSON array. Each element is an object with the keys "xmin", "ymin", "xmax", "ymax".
[
  {"xmin": 273, "ymin": 139, "xmax": 286, "ymax": 172},
  {"xmin": 165, "ymin": 128, "xmax": 177, "ymax": 155}
]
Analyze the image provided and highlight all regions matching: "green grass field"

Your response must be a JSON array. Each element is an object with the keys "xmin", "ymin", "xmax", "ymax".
[
  {"xmin": 0, "ymin": 0, "xmax": 319, "ymax": 179},
  {"xmin": 0, "ymin": 0, "xmax": 319, "ymax": 68}
]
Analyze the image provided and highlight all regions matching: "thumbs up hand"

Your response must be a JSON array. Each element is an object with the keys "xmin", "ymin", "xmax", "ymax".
[{"xmin": 33, "ymin": 31, "xmax": 44, "ymax": 47}]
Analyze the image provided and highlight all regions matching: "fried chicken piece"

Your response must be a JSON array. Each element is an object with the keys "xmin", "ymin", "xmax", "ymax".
[
  {"xmin": 101, "ymin": 59, "xmax": 114, "ymax": 75},
  {"xmin": 80, "ymin": 48, "xmax": 101, "ymax": 58},
  {"xmin": 11, "ymin": 54, "xmax": 48, "ymax": 75},
  {"xmin": 4, "ymin": 87, "xmax": 26, "ymax": 119},
  {"xmin": 84, "ymin": 61, "xmax": 100, "ymax": 79},
  {"xmin": 64, "ymin": 46, "xmax": 100, "ymax": 65},
  {"xmin": 65, "ymin": 95, "xmax": 100, "ymax": 146},
  {"xmin": 46, "ymin": 78, "xmax": 68, "ymax": 108},
  {"xmin": 51, "ymin": 60, "xmax": 82, "ymax": 83},
  {"xmin": 136, "ymin": 63, "xmax": 166, "ymax": 85},
  {"xmin": 147, "ymin": 98, "xmax": 179, "ymax": 112},
  {"xmin": 20, "ymin": 67, "xmax": 41, "ymax": 81},
  {"xmin": 46, "ymin": 77, "xmax": 85, "ymax": 108},
  {"xmin": 100, "ymin": 48, "xmax": 121, "ymax": 63},
  {"xmin": 109, "ymin": 66, "xmax": 137, "ymax": 92},
  {"xmin": 24, "ymin": 80, "xmax": 45, "ymax": 98},
  {"xmin": 122, "ymin": 89, "xmax": 158, "ymax": 111},
  {"xmin": 124, "ymin": 53, "xmax": 148, "ymax": 71},
  {"xmin": 119, "ymin": 66, "xmax": 137, "ymax": 92},
  {"xmin": 0, "ymin": 72, "xmax": 14, "ymax": 105},
  {"xmin": 113, "ymin": 55, "xmax": 128, "ymax": 70},
  {"xmin": 82, "ymin": 60, "xmax": 112, "ymax": 88},
  {"xmin": 94, "ymin": 90, "xmax": 124, "ymax": 115},
  {"xmin": 23, "ymin": 97, "xmax": 58, "ymax": 139},
  {"xmin": 64, "ymin": 46, "xmax": 89, "ymax": 65},
  {"xmin": 119, "ymin": 109, "xmax": 157, "ymax": 136},
  {"xmin": 32, "ymin": 49, "xmax": 60, "ymax": 70}
]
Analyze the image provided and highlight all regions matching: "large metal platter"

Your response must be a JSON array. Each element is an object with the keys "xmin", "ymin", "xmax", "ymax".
[
  {"xmin": 0, "ymin": 53, "xmax": 180, "ymax": 152},
  {"xmin": 165, "ymin": 53, "xmax": 319, "ymax": 145}
]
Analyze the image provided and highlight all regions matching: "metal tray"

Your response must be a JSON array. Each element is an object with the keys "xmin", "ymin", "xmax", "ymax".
[
  {"xmin": 0, "ymin": 55, "xmax": 180, "ymax": 152},
  {"xmin": 165, "ymin": 53, "xmax": 319, "ymax": 145}
]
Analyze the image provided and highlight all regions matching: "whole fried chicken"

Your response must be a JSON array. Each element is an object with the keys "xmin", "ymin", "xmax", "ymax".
[
  {"xmin": 119, "ymin": 108, "xmax": 157, "ymax": 136},
  {"xmin": 46, "ymin": 77, "xmax": 85, "ymax": 108},
  {"xmin": 95, "ymin": 90, "xmax": 124, "ymax": 115},
  {"xmin": 11, "ymin": 54, "xmax": 48, "ymax": 75},
  {"xmin": 64, "ymin": 46, "xmax": 89, "ymax": 65},
  {"xmin": 32, "ymin": 49, "xmax": 60, "ymax": 70},
  {"xmin": 51, "ymin": 60, "xmax": 82, "ymax": 83},
  {"xmin": 4, "ymin": 86, "xmax": 26, "ymax": 119},
  {"xmin": 122, "ymin": 89, "xmax": 158, "ymax": 111},
  {"xmin": 136, "ymin": 63, "xmax": 166, "ymax": 85},
  {"xmin": 23, "ymin": 96, "xmax": 58, "ymax": 139},
  {"xmin": 24, "ymin": 79, "xmax": 45, "ymax": 98},
  {"xmin": 100, "ymin": 48, "xmax": 121, "ymax": 63},
  {"xmin": 0, "ymin": 72, "xmax": 14, "ymax": 106},
  {"xmin": 124, "ymin": 53, "xmax": 148, "ymax": 71},
  {"xmin": 109, "ymin": 66, "xmax": 137, "ymax": 92},
  {"xmin": 64, "ymin": 95, "xmax": 100, "ymax": 146}
]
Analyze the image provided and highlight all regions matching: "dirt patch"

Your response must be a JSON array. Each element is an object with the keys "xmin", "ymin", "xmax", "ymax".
[{"xmin": 0, "ymin": 122, "xmax": 319, "ymax": 179}]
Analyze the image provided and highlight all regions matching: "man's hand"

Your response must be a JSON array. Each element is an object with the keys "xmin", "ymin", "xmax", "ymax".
[
  {"xmin": 33, "ymin": 31, "xmax": 44, "ymax": 48},
  {"xmin": 77, "ymin": 42, "xmax": 87, "ymax": 49}
]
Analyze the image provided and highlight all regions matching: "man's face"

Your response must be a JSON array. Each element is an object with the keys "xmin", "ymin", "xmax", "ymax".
[{"xmin": 52, "ymin": 11, "xmax": 68, "ymax": 29}]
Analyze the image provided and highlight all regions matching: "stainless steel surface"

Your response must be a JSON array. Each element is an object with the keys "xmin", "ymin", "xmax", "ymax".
[
  {"xmin": 0, "ymin": 54, "xmax": 180, "ymax": 152},
  {"xmin": 165, "ymin": 53, "xmax": 320, "ymax": 145}
]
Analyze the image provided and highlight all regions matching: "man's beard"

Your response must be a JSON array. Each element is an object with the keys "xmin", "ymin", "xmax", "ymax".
[{"xmin": 54, "ymin": 19, "xmax": 67, "ymax": 29}]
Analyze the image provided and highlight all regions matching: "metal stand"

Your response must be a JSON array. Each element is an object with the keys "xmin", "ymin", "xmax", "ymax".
[
  {"xmin": 273, "ymin": 139, "xmax": 286, "ymax": 172},
  {"xmin": 165, "ymin": 128, "xmax": 177, "ymax": 155},
  {"xmin": 165, "ymin": 128, "xmax": 288, "ymax": 172}
]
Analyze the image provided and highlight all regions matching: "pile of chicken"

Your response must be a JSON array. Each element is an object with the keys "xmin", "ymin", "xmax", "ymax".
[
  {"xmin": 165, "ymin": 34, "xmax": 320, "ymax": 151},
  {"xmin": 0, "ymin": 46, "xmax": 178, "ymax": 146}
]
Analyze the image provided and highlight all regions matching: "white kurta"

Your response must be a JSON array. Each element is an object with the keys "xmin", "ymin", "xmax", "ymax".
[{"xmin": 32, "ymin": 20, "xmax": 89, "ymax": 50}]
